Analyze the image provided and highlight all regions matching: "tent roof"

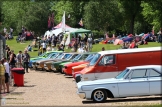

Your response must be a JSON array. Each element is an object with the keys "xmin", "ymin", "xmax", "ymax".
[
  {"xmin": 71, "ymin": 28, "xmax": 91, "ymax": 33},
  {"xmin": 54, "ymin": 22, "xmax": 71, "ymax": 29}
]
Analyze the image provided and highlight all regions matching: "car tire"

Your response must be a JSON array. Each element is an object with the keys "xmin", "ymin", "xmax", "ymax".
[
  {"xmin": 35, "ymin": 67, "xmax": 38, "ymax": 70},
  {"xmin": 92, "ymin": 89, "xmax": 107, "ymax": 102}
]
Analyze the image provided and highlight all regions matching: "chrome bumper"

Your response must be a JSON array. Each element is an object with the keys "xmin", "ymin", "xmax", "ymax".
[{"xmin": 77, "ymin": 92, "xmax": 85, "ymax": 99}]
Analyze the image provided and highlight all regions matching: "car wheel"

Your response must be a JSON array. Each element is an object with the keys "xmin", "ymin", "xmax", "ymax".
[{"xmin": 92, "ymin": 89, "xmax": 107, "ymax": 102}]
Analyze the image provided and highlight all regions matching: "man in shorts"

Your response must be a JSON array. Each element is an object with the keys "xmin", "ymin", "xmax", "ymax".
[{"xmin": 0, "ymin": 60, "xmax": 5, "ymax": 94}]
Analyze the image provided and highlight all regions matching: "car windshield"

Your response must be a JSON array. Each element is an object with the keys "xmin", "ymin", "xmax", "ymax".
[
  {"xmin": 57, "ymin": 53, "xmax": 64, "ymax": 59},
  {"xmin": 72, "ymin": 54, "xmax": 82, "ymax": 61},
  {"xmin": 89, "ymin": 54, "xmax": 101, "ymax": 66},
  {"xmin": 115, "ymin": 69, "xmax": 130, "ymax": 79},
  {"xmin": 43, "ymin": 53, "xmax": 52, "ymax": 58},
  {"xmin": 85, "ymin": 54, "xmax": 93, "ymax": 61},
  {"xmin": 64, "ymin": 54, "xmax": 72, "ymax": 59},
  {"xmin": 50, "ymin": 53, "xmax": 59, "ymax": 59},
  {"xmin": 47, "ymin": 53, "xmax": 56, "ymax": 58}
]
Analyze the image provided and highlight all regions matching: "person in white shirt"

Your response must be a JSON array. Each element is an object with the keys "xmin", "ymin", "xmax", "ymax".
[
  {"xmin": 2, "ymin": 58, "xmax": 10, "ymax": 93},
  {"xmin": 87, "ymin": 34, "xmax": 93, "ymax": 52},
  {"xmin": 41, "ymin": 41, "xmax": 47, "ymax": 53},
  {"xmin": 16, "ymin": 51, "xmax": 23, "ymax": 67}
]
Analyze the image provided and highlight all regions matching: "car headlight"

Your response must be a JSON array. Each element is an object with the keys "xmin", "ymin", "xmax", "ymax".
[{"xmin": 64, "ymin": 66, "xmax": 67, "ymax": 69}]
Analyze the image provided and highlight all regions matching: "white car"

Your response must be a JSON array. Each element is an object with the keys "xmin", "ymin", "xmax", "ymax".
[{"xmin": 77, "ymin": 65, "xmax": 162, "ymax": 102}]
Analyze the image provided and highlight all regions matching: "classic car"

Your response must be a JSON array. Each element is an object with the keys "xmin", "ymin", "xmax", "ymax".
[
  {"xmin": 33, "ymin": 52, "xmax": 63, "ymax": 70},
  {"xmin": 51, "ymin": 53, "xmax": 93, "ymax": 73},
  {"xmin": 77, "ymin": 65, "xmax": 162, "ymax": 102},
  {"xmin": 63, "ymin": 53, "xmax": 96, "ymax": 75},
  {"xmin": 43, "ymin": 53, "xmax": 78, "ymax": 71},
  {"xmin": 29, "ymin": 51, "xmax": 61, "ymax": 68}
]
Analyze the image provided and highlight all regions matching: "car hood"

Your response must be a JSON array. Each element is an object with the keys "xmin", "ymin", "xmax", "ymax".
[
  {"xmin": 77, "ymin": 78, "xmax": 119, "ymax": 86},
  {"xmin": 36, "ymin": 58, "xmax": 55, "ymax": 63}
]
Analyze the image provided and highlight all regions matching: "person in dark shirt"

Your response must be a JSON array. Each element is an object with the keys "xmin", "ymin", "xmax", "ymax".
[
  {"xmin": 9, "ymin": 50, "xmax": 16, "ymax": 68},
  {"xmin": 22, "ymin": 50, "xmax": 30, "ymax": 73}
]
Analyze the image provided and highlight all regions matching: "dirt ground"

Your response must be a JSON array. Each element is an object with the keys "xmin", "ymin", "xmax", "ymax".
[{"xmin": 0, "ymin": 69, "xmax": 161, "ymax": 106}]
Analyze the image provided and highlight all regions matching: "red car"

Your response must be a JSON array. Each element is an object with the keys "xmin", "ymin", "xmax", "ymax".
[{"xmin": 62, "ymin": 54, "xmax": 95, "ymax": 75}]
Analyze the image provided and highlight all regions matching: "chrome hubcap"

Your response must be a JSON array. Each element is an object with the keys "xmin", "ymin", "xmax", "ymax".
[{"xmin": 94, "ymin": 90, "xmax": 104, "ymax": 101}]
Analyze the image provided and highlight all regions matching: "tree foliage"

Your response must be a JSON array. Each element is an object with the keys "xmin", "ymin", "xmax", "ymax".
[{"xmin": 0, "ymin": 0, "xmax": 161, "ymax": 36}]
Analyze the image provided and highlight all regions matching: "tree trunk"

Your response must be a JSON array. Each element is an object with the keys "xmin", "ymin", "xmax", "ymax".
[{"xmin": 130, "ymin": 15, "xmax": 135, "ymax": 34}]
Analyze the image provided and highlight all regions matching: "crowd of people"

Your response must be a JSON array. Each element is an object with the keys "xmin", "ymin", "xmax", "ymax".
[
  {"xmin": 35, "ymin": 33, "xmax": 94, "ymax": 55},
  {"xmin": 0, "ymin": 44, "xmax": 31, "ymax": 94},
  {"xmin": 3, "ymin": 27, "xmax": 14, "ymax": 40},
  {"xmin": 16, "ymin": 26, "xmax": 34, "ymax": 43}
]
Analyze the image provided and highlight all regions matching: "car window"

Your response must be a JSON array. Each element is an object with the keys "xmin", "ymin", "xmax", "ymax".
[
  {"xmin": 149, "ymin": 69, "xmax": 162, "ymax": 77},
  {"xmin": 83, "ymin": 54, "xmax": 89, "ymax": 59},
  {"xmin": 98, "ymin": 55, "xmax": 115, "ymax": 66},
  {"xmin": 131, "ymin": 69, "xmax": 147, "ymax": 79}
]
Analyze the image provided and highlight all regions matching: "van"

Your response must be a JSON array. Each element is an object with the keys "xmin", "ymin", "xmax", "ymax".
[{"xmin": 79, "ymin": 47, "xmax": 162, "ymax": 81}]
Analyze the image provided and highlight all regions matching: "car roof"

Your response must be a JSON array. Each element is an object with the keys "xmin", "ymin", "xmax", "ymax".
[
  {"xmin": 127, "ymin": 65, "xmax": 162, "ymax": 73},
  {"xmin": 46, "ymin": 51, "xmax": 63, "ymax": 53},
  {"xmin": 98, "ymin": 47, "xmax": 161, "ymax": 56}
]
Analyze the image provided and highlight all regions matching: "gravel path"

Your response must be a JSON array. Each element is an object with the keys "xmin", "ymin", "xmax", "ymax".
[{"xmin": 1, "ymin": 69, "xmax": 161, "ymax": 106}]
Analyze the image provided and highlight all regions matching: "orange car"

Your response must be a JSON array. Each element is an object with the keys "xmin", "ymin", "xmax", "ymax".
[{"xmin": 72, "ymin": 63, "xmax": 88, "ymax": 76}]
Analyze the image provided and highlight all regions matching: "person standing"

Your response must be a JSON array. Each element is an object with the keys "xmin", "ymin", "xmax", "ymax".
[
  {"xmin": 0, "ymin": 60, "xmax": 6, "ymax": 94},
  {"xmin": 41, "ymin": 41, "xmax": 47, "ymax": 53},
  {"xmin": 10, "ymin": 28, "xmax": 13, "ymax": 37},
  {"xmin": 9, "ymin": 50, "xmax": 16, "ymax": 68},
  {"xmin": 16, "ymin": 51, "xmax": 23, "ymax": 68},
  {"xmin": 87, "ymin": 34, "xmax": 93, "ymax": 52},
  {"xmin": 22, "ymin": 50, "xmax": 30, "ymax": 73},
  {"xmin": 2, "ymin": 58, "xmax": 10, "ymax": 93}
]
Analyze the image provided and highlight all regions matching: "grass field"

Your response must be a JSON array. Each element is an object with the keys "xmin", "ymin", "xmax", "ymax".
[{"xmin": 6, "ymin": 38, "xmax": 162, "ymax": 57}]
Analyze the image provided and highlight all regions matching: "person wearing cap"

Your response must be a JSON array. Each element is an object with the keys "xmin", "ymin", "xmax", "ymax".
[{"xmin": 0, "ymin": 60, "xmax": 6, "ymax": 94}]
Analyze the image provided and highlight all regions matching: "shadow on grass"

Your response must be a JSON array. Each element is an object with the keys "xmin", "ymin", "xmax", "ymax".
[{"xmin": 82, "ymin": 96, "xmax": 162, "ymax": 104}]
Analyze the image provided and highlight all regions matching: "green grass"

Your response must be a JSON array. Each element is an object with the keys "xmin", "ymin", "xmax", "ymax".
[{"xmin": 6, "ymin": 38, "xmax": 162, "ymax": 58}]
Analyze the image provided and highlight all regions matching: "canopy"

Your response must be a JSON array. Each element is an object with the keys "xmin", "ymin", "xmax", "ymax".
[
  {"xmin": 54, "ymin": 22, "xmax": 71, "ymax": 29},
  {"xmin": 44, "ymin": 31, "xmax": 51, "ymax": 37},
  {"xmin": 71, "ymin": 28, "xmax": 91, "ymax": 33}
]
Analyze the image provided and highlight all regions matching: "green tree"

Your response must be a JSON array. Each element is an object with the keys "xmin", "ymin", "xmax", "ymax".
[
  {"xmin": 141, "ymin": 0, "xmax": 162, "ymax": 32},
  {"xmin": 118, "ymin": 0, "xmax": 142, "ymax": 34},
  {"xmin": 83, "ymin": 0, "xmax": 120, "ymax": 33}
]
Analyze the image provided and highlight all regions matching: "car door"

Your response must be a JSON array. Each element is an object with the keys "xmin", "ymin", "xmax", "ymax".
[
  {"xmin": 148, "ymin": 69, "xmax": 162, "ymax": 95},
  {"xmin": 94, "ymin": 55, "xmax": 117, "ymax": 79},
  {"xmin": 118, "ymin": 69, "xmax": 149, "ymax": 97}
]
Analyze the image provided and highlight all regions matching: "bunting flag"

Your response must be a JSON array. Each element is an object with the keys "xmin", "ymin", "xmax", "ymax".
[
  {"xmin": 61, "ymin": 11, "xmax": 66, "ymax": 32},
  {"xmin": 78, "ymin": 18, "xmax": 83, "ymax": 26},
  {"xmin": 48, "ymin": 16, "xmax": 51, "ymax": 29}
]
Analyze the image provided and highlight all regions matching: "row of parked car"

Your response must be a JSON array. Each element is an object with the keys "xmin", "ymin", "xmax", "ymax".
[{"xmin": 29, "ymin": 47, "xmax": 162, "ymax": 102}]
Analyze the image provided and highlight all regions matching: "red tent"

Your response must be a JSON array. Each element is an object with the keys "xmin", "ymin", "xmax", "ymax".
[
  {"xmin": 114, "ymin": 39, "xmax": 123, "ymax": 45},
  {"xmin": 54, "ymin": 22, "xmax": 71, "ymax": 29}
]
